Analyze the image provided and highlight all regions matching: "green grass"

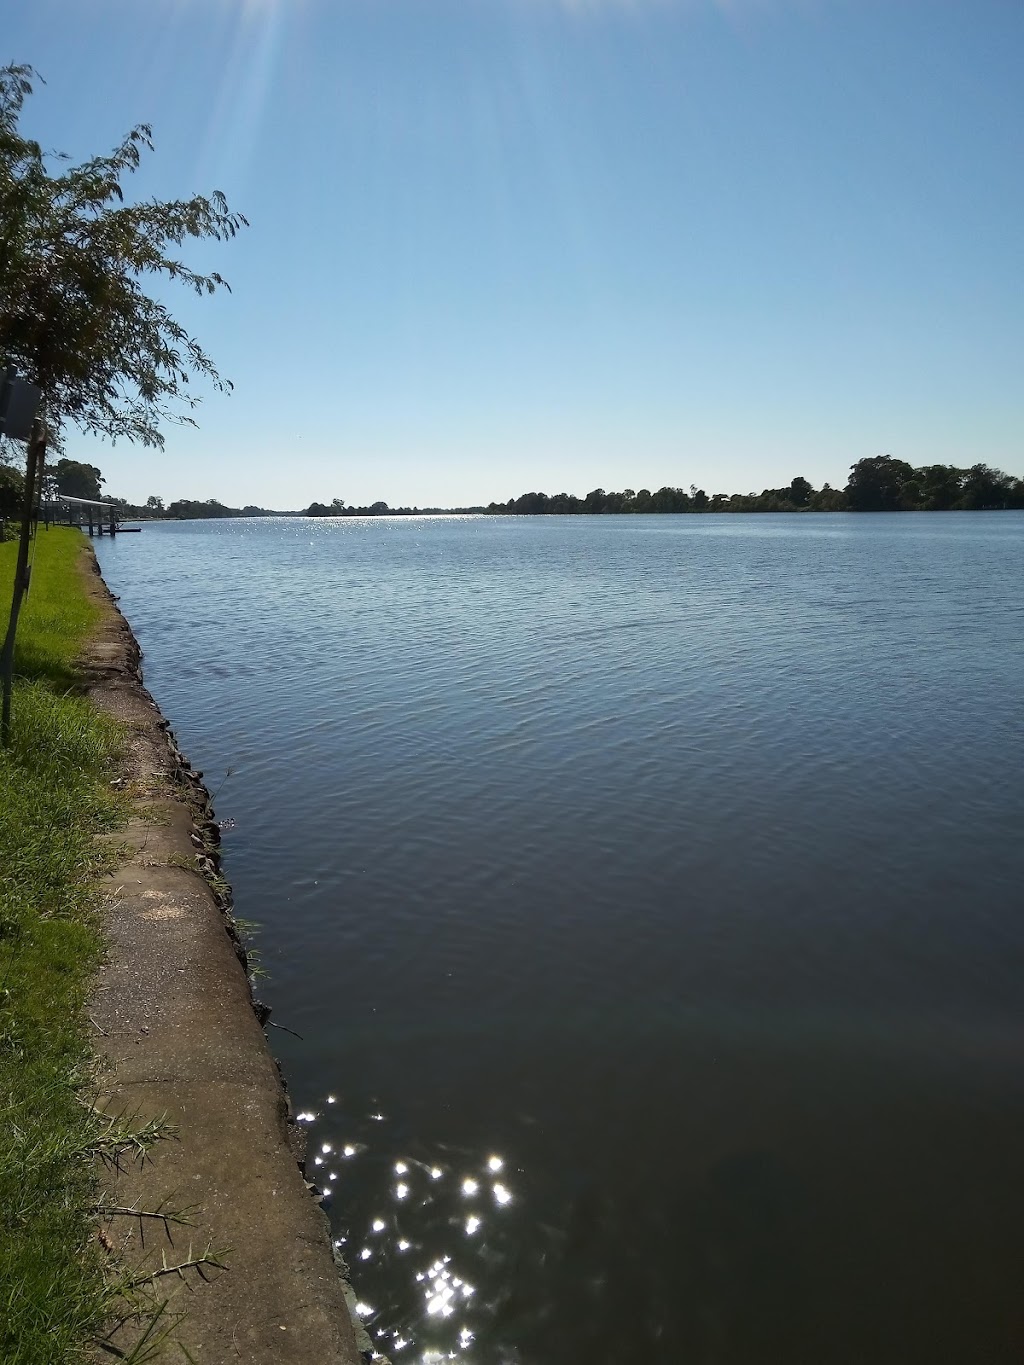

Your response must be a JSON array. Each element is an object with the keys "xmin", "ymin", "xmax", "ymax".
[
  {"xmin": 0, "ymin": 527, "xmax": 127, "ymax": 1364},
  {"xmin": 5, "ymin": 526, "xmax": 103, "ymax": 690}
]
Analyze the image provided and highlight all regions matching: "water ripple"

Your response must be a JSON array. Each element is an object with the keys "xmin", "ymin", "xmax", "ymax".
[{"xmin": 97, "ymin": 513, "xmax": 1024, "ymax": 1364}]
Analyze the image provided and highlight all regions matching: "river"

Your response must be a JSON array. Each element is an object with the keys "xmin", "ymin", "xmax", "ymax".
[{"xmin": 96, "ymin": 511, "xmax": 1024, "ymax": 1364}]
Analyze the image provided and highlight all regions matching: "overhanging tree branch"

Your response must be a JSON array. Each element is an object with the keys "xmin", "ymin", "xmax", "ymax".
[
  {"xmin": 0, "ymin": 61, "xmax": 246, "ymax": 745},
  {"xmin": 0, "ymin": 62, "xmax": 247, "ymax": 452}
]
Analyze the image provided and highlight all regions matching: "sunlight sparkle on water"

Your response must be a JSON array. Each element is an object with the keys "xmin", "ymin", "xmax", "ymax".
[{"xmin": 299, "ymin": 1114, "xmax": 521, "ymax": 1358}]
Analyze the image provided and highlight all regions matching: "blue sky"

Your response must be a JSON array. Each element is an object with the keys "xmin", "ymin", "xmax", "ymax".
[{"xmin": 5, "ymin": 0, "xmax": 1023, "ymax": 508}]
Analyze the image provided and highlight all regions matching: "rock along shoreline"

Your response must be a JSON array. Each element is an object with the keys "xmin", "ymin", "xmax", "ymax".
[{"xmin": 81, "ymin": 544, "xmax": 370, "ymax": 1364}]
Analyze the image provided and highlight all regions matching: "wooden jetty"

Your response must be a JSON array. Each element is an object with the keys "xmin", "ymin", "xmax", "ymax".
[{"xmin": 46, "ymin": 495, "xmax": 140, "ymax": 536}]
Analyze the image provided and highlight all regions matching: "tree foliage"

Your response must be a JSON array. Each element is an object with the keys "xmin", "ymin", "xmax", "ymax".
[
  {"xmin": 0, "ymin": 63, "xmax": 246, "ymax": 448},
  {"xmin": 0, "ymin": 463, "xmax": 22, "ymax": 523},
  {"xmin": 489, "ymin": 458, "xmax": 1024, "ymax": 515},
  {"xmin": 52, "ymin": 458, "xmax": 103, "ymax": 500},
  {"xmin": 845, "ymin": 455, "xmax": 917, "ymax": 512}
]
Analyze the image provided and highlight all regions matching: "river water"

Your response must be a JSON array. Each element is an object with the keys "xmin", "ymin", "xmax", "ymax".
[{"xmin": 96, "ymin": 512, "xmax": 1024, "ymax": 1365}]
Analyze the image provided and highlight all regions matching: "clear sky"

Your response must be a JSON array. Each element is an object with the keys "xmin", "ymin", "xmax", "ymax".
[{"xmin": 5, "ymin": 0, "xmax": 1023, "ymax": 509}]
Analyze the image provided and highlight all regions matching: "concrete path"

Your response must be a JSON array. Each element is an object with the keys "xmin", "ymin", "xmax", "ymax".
[{"xmin": 83, "ymin": 549, "xmax": 367, "ymax": 1364}]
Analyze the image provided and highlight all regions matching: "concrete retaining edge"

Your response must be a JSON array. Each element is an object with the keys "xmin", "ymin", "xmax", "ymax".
[{"xmin": 82, "ymin": 544, "xmax": 373, "ymax": 1364}]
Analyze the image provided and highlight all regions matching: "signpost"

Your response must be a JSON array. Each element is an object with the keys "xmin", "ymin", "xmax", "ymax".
[
  {"xmin": 1, "ymin": 367, "xmax": 45, "ymax": 747},
  {"xmin": 0, "ymin": 366, "xmax": 42, "ymax": 442}
]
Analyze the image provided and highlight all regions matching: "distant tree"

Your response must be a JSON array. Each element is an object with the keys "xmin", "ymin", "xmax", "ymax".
[
  {"xmin": 845, "ymin": 455, "xmax": 917, "ymax": 511},
  {"xmin": 145, "ymin": 494, "xmax": 164, "ymax": 513},
  {"xmin": 788, "ymin": 476, "xmax": 813, "ymax": 508},
  {"xmin": 331, "ymin": 497, "xmax": 345, "ymax": 511},
  {"xmin": 957, "ymin": 463, "xmax": 1020, "ymax": 510},
  {"xmin": 509, "ymin": 491, "xmax": 543, "ymax": 514},
  {"xmin": 915, "ymin": 464, "xmax": 962, "ymax": 510},
  {"xmin": 166, "ymin": 497, "xmax": 235, "ymax": 519},
  {"xmin": 548, "ymin": 492, "xmax": 582, "ymax": 514},
  {"xmin": 54, "ymin": 458, "xmax": 103, "ymax": 499},
  {"xmin": 809, "ymin": 482, "xmax": 848, "ymax": 512},
  {"xmin": 652, "ymin": 486, "xmax": 688, "ymax": 513}
]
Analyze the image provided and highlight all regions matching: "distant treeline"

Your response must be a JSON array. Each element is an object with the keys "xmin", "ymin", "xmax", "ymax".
[
  {"xmin": 7, "ymin": 455, "xmax": 1021, "ymax": 525},
  {"xmin": 0, "ymin": 462, "xmax": 486, "ymax": 520},
  {"xmin": 304, "ymin": 498, "xmax": 486, "ymax": 517},
  {"xmin": 160, "ymin": 498, "xmax": 277, "ymax": 519},
  {"xmin": 488, "ymin": 457, "xmax": 1024, "ymax": 516},
  {"xmin": 0, "ymin": 463, "xmax": 287, "ymax": 522}
]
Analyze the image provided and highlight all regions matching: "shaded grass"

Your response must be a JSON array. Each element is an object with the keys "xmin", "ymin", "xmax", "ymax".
[{"xmin": 0, "ymin": 528, "xmax": 128, "ymax": 1363}]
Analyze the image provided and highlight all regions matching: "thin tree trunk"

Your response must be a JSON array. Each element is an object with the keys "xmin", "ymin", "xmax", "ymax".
[{"xmin": 1, "ymin": 421, "xmax": 46, "ymax": 747}]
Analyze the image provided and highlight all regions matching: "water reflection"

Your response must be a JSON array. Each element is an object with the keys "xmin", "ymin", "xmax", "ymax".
[
  {"xmin": 301, "ymin": 1094, "xmax": 813, "ymax": 1364},
  {"xmin": 298, "ymin": 1098, "xmax": 519, "ymax": 1362},
  {"xmin": 298, "ymin": 1072, "xmax": 1024, "ymax": 1365},
  {"xmin": 303, "ymin": 1099, "xmax": 816, "ymax": 1363}
]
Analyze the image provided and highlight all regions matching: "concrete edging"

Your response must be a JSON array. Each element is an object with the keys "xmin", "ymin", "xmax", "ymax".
[{"xmin": 82, "ymin": 546, "xmax": 368, "ymax": 1364}]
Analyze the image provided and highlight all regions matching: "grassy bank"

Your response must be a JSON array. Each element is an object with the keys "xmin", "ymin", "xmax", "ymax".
[{"xmin": 0, "ymin": 528, "xmax": 125, "ymax": 1363}]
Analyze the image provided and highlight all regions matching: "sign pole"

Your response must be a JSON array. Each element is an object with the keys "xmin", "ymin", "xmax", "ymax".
[{"xmin": 1, "ymin": 419, "xmax": 47, "ymax": 747}]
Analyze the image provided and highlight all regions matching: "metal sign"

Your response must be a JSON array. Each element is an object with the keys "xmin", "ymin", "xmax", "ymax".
[{"xmin": 0, "ymin": 366, "xmax": 42, "ymax": 441}]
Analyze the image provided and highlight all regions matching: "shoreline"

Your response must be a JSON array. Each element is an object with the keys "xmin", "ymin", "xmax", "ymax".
[{"xmin": 81, "ymin": 544, "xmax": 368, "ymax": 1363}]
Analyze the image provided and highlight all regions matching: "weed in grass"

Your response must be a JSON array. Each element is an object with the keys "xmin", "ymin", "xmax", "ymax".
[
  {"xmin": 91, "ymin": 1198, "xmax": 197, "ymax": 1235},
  {"xmin": 165, "ymin": 851, "xmax": 198, "ymax": 873},
  {"xmin": 228, "ymin": 916, "xmax": 267, "ymax": 982},
  {"xmin": 88, "ymin": 1110, "xmax": 179, "ymax": 1171}
]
